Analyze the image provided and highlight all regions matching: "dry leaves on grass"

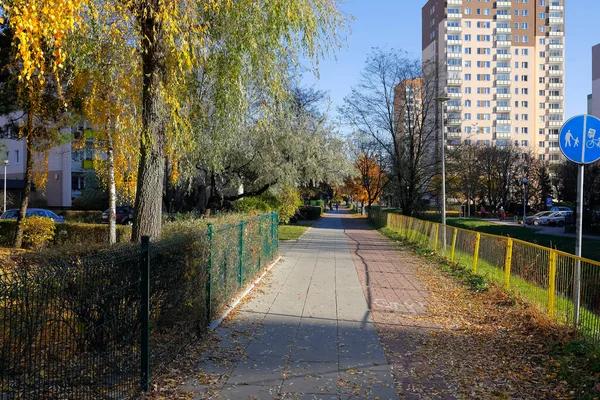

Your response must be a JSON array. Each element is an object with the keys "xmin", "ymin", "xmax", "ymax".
[{"xmin": 412, "ymin": 251, "xmax": 574, "ymax": 399}]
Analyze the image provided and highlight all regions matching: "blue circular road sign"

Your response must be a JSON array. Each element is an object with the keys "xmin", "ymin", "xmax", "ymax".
[{"xmin": 559, "ymin": 114, "xmax": 600, "ymax": 165}]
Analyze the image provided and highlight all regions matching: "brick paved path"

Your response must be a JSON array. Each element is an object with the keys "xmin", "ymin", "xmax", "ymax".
[
  {"xmin": 342, "ymin": 215, "xmax": 454, "ymax": 399},
  {"xmin": 180, "ymin": 209, "xmax": 451, "ymax": 399}
]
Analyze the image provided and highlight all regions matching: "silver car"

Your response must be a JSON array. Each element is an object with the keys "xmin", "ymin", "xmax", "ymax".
[{"xmin": 538, "ymin": 211, "xmax": 573, "ymax": 227}]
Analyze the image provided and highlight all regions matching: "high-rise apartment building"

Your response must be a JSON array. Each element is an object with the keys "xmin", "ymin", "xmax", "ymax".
[
  {"xmin": 422, "ymin": 0, "xmax": 565, "ymax": 162},
  {"xmin": 591, "ymin": 44, "xmax": 600, "ymax": 118}
]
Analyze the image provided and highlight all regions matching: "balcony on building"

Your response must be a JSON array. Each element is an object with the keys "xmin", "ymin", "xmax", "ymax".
[
  {"xmin": 494, "ymin": 27, "xmax": 511, "ymax": 34},
  {"xmin": 447, "ymin": 78, "xmax": 463, "ymax": 86},
  {"xmin": 548, "ymin": 108, "xmax": 564, "ymax": 114},
  {"xmin": 548, "ymin": 121, "xmax": 563, "ymax": 127},
  {"xmin": 496, "ymin": 1, "xmax": 512, "ymax": 8},
  {"xmin": 548, "ymin": 81, "xmax": 564, "ymax": 89},
  {"xmin": 447, "ymin": 39, "xmax": 463, "ymax": 46},
  {"xmin": 446, "ymin": 52, "xmax": 462, "ymax": 59},
  {"xmin": 446, "ymin": 105, "xmax": 462, "ymax": 112},
  {"xmin": 548, "ymin": 30, "xmax": 564, "ymax": 37},
  {"xmin": 494, "ymin": 66, "xmax": 512, "ymax": 73},
  {"xmin": 447, "ymin": 92, "xmax": 463, "ymax": 99},
  {"xmin": 494, "ymin": 79, "xmax": 512, "ymax": 86},
  {"xmin": 446, "ymin": 118, "xmax": 462, "ymax": 126},
  {"xmin": 494, "ymin": 119, "xmax": 511, "ymax": 126},
  {"xmin": 447, "ymin": 25, "xmax": 462, "ymax": 33},
  {"xmin": 495, "ymin": 13, "xmax": 512, "ymax": 20},
  {"xmin": 494, "ymin": 93, "xmax": 511, "ymax": 100},
  {"xmin": 548, "ymin": 69, "xmax": 564, "ymax": 76},
  {"xmin": 549, "ymin": 17, "xmax": 564, "ymax": 25},
  {"xmin": 494, "ymin": 106, "xmax": 512, "ymax": 113},
  {"xmin": 494, "ymin": 132, "xmax": 511, "ymax": 139},
  {"xmin": 448, "ymin": 65, "xmax": 463, "ymax": 73},
  {"xmin": 548, "ymin": 95, "xmax": 564, "ymax": 102},
  {"xmin": 447, "ymin": 130, "xmax": 462, "ymax": 139},
  {"xmin": 548, "ymin": 43, "xmax": 564, "ymax": 50},
  {"xmin": 447, "ymin": 12, "xmax": 463, "ymax": 20},
  {"xmin": 495, "ymin": 40, "xmax": 511, "ymax": 48},
  {"xmin": 447, "ymin": 0, "xmax": 462, "ymax": 5},
  {"xmin": 549, "ymin": 3, "xmax": 564, "ymax": 11},
  {"xmin": 495, "ymin": 53, "xmax": 512, "ymax": 60},
  {"xmin": 547, "ymin": 56, "xmax": 564, "ymax": 63}
]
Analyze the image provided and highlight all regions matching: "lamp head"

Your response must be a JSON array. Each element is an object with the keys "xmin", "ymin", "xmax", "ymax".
[
  {"xmin": 435, "ymin": 97, "xmax": 451, "ymax": 103},
  {"xmin": 3, "ymin": 160, "xmax": 8, "ymax": 166}
]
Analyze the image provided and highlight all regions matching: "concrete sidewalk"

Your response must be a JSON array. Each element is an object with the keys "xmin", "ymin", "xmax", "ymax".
[{"xmin": 182, "ymin": 209, "xmax": 399, "ymax": 399}]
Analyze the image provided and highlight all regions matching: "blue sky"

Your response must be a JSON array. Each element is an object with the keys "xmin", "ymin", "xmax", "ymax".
[{"xmin": 302, "ymin": 0, "xmax": 599, "ymax": 122}]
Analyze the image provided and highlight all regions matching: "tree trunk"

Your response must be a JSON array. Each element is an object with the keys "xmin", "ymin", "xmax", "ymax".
[
  {"xmin": 14, "ymin": 114, "xmax": 33, "ymax": 248},
  {"xmin": 132, "ymin": 13, "xmax": 167, "ymax": 242},
  {"xmin": 107, "ymin": 133, "xmax": 116, "ymax": 245}
]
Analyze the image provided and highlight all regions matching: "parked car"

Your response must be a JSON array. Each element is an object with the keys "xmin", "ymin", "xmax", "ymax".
[
  {"xmin": 538, "ymin": 211, "xmax": 573, "ymax": 227},
  {"xmin": 525, "ymin": 211, "xmax": 554, "ymax": 226},
  {"xmin": 101, "ymin": 206, "xmax": 134, "ymax": 225},
  {"xmin": 550, "ymin": 206, "xmax": 573, "ymax": 212},
  {"xmin": 0, "ymin": 208, "xmax": 65, "ymax": 222}
]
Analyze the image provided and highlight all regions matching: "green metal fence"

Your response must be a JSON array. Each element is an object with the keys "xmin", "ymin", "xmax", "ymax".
[
  {"xmin": 369, "ymin": 210, "xmax": 600, "ymax": 346},
  {"xmin": 0, "ymin": 212, "xmax": 279, "ymax": 399}
]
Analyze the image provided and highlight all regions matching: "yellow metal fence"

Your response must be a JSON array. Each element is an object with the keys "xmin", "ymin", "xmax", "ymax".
[{"xmin": 369, "ymin": 210, "xmax": 600, "ymax": 345}]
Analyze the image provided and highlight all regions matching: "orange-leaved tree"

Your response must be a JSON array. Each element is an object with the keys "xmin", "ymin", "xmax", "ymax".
[{"xmin": 354, "ymin": 153, "xmax": 387, "ymax": 209}]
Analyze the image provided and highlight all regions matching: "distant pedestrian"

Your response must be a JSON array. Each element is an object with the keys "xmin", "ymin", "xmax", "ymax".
[
  {"xmin": 480, "ymin": 206, "xmax": 487, "ymax": 218},
  {"xmin": 335, "ymin": 202, "xmax": 339, "ymax": 211},
  {"xmin": 498, "ymin": 206, "xmax": 505, "ymax": 221}
]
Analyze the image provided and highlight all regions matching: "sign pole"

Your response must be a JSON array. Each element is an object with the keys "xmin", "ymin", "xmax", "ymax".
[{"xmin": 574, "ymin": 164, "xmax": 584, "ymax": 328}]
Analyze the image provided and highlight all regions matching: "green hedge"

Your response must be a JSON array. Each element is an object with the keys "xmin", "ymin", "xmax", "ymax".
[
  {"xmin": 299, "ymin": 206, "xmax": 322, "ymax": 220},
  {"xmin": 57, "ymin": 210, "xmax": 104, "ymax": 224},
  {"xmin": 309, "ymin": 200, "xmax": 325, "ymax": 207},
  {"xmin": 0, "ymin": 221, "xmax": 131, "ymax": 247}
]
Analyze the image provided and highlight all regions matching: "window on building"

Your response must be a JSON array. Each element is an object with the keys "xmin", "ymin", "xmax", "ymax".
[
  {"xmin": 522, "ymin": 101, "xmax": 529, "ymax": 107},
  {"xmin": 522, "ymin": 128, "xmax": 528, "ymax": 134},
  {"xmin": 465, "ymin": 87, "xmax": 472, "ymax": 94},
  {"xmin": 465, "ymin": 34, "xmax": 472, "ymax": 41},
  {"xmin": 465, "ymin": 21, "xmax": 472, "ymax": 27},
  {"xmin": 465, "ymin": 73, "xmax": 472, "ymax": 80},
  {"xmin": 14, "ymin": 150, "xmax": 19, "ymax": 164},
  {"xmin": 522, "ymin": 10, "xmax": 528, "ymax": 16},
  {"xmin": 523, "ymin": 36, "xmax": 529, "ymax": 43},
  {"xmin": 465, "ymin": 47, "xmax": 472, "ymax": 54},
  {"xmin": 522, "ymin": 23, "xmax": 529, "ymax": 29},
  {"xmin": 465, "ymin": 113, "xmax": 472, "ymax": 120},
  {"xmin": 539, "ymin": 26, "xmax": 546, "ymax": 32},
  {"xmin": 539, "ymin": 12, "xmax": 546, "ymax": 19},
  {"xmin": 522, "ymin": 114, "xmax": 529, "ymax": 121},
  {"xmin": 521, "ymin": 88, "xmax": 528, "ymax": 95}
]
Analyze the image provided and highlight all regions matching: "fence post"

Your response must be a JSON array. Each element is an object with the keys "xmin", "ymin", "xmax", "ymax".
[
  {"xmin": 140, "ymin": 236, "xmax": 150, "ymax": 392},
  {"xmin": 472, "ymin": 233, "xmax": 481, "ymax": 274},
  {"xmin": 238, "ymin": 221, "xmax": 245, "ymax": 286},
  {"xmin": 504, "ymin": 239, "xmax": 513, "ymax": 291},
  {"xmin": 548, "ymin": 250, "xmax": 557, "ymax": 318},
  {"xmin": 433, "ymin": 224, "xmax": 439, "ymax": 252},
  {"xmin": 206, "ymin": 223, "xmax": 213, "ymax": 321},
  {"xmin": 450, "ymin": 228, "xmax": 458, "ymax": 262}
]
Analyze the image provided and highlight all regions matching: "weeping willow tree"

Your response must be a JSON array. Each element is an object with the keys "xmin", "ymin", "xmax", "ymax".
[{"xmin": 4, "ymin": 0, "xmax": 348, "ymax": 241}]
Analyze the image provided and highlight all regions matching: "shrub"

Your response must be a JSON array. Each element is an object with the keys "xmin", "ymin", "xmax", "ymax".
[
  {"xmin": 54, "ymin": 223, "xmax": 132, "ymax": 246},
  {"xmin": 278, "ymin": 186, "xmax": 302, "ymax": 224},
  {"xmin": 58, "ymin": 210, "xmax": 103, "ymax": 224},
  {"xmin": 299, "ymin": 206, "xmax": 322, "ymax": 220},
  {"xmin": 21, "ymin": 216, "xmax": 56, "ymax": 249},
  {"xmin": 232, "ymin": 197, "xmax": 272, "ymax": 213},
  {"xmin": 309, "ymin": 200, "xmax": 325, "ymax": 207}
]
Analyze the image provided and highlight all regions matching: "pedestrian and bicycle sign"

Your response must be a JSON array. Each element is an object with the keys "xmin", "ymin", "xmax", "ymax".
[
  {"xmin": 558, "ymin": 114, "xmax": 600, "ymax": 330},
  {"xmin": 559, "ymin": 114, "xmax": 600, "ymax": 164}
]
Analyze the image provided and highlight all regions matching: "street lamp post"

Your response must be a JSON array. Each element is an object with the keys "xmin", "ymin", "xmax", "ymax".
[
  {"xmin": 522, "ymin": 177, "xmax": 528, "ymax": 228},
  {"xmin": 435, "ymin": 96, "xmax": 450, "ymax": 225},
  {"xmin": 3, "ymin": 160, "xmax": 8, "ymax": 214}
]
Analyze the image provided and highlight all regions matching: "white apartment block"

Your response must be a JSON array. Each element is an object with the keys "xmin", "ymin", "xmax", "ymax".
[{"xmin": 422, "ymin": 0, "xmax": 565, "ymax": 162}]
